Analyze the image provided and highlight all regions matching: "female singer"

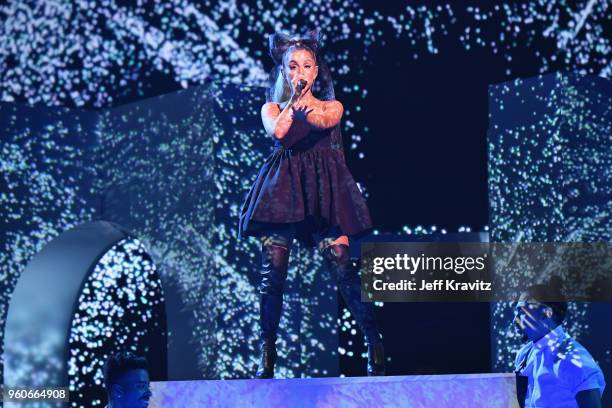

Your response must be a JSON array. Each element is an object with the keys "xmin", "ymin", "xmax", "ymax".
[{"xmin": 239, "ymin": 29, "xmax": 384, "ymax": 378}]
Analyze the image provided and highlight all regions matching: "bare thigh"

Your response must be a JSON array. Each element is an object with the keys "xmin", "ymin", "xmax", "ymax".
[{"xmin": 331, "ymin": 235, "xmax": 349, "ymax": 246}]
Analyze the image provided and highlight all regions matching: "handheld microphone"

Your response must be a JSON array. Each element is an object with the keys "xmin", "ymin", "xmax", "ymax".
[
  {"xmin": 291, "ymin": 80, "xmax": 307, "ymax": 103},
  {"xmin": 289, "ymin": 79, "xmax": 308, "ymax": 106},
  {"xmin": 296, "ymin": 79, "xmax": 307, "ymax": 92}
]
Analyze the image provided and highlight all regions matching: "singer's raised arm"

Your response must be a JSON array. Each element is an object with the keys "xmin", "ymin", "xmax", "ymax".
[
  {"xmin": 261, "ymin": 102, "xmax": 293, "ymax": 140},
  {"xmin": 261, "ymin": 99, "xmax": 344, "ymax": 149},
  {"xmin": 303, "ymin": 100, "xmax": 343, "ymax": 131}
]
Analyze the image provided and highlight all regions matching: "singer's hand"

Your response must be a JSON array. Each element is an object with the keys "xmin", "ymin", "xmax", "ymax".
[
  {"xmin": 291, "ymin": 104, "xmax": 313, "ymax": 122},
  {"xmin": 290, "ymin": 79, "xmax": 307, "ymax": 101}
]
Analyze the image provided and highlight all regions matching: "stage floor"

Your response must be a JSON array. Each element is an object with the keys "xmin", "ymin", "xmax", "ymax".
[{"xmin": 149, "ymin": 372, "xmax": 519, "ymax": 407}]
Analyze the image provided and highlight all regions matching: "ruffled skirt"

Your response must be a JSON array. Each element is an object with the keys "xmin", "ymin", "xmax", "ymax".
[{"xmin": 238, "ymin": 147, "xmax": 373, "ymax": 247}]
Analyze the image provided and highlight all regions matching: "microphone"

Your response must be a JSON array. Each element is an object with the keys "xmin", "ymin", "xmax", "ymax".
[
  {"xmin": 296, "ymin": 79, "xmax": 307, "ymax": 92},
  {"xmin": 290, "ymin": 79, "xmax": 307, "ymax": 103}
]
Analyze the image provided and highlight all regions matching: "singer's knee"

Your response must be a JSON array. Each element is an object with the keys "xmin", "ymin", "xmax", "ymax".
[
  {"xmin": 259, "ymin": 235, "xmax": 290, "ymax": 295},
  {"xmin": 319, "ymin": 240, "xmax": 349, "ymax": 263},
  {"xmin": 320, "ymin": 242, "xmax": 358, "ymax": 282}
]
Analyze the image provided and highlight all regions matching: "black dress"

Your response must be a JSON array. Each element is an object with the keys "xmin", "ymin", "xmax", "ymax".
[{"xmin": 238, "ymin": 111, "xmax": 373, "ymax": 248}]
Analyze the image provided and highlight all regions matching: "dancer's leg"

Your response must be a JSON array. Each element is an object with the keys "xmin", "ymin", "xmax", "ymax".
[
  {"xmin": 318, "ymin": 233, "xmax": 385, "ymax": 375},
  {"xmin": 259, "ymin": 232, "xmax": 293, "ymax": 343},
  {"xmin": 255, "ymin": 225, "xmax": 295, "ymax": 378},
  {"xmin": 330, "ymin": 234, "xmax": 349, "ymax": 246}
]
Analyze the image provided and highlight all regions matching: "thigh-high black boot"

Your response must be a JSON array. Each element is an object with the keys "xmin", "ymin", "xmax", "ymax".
[
  {"xmin": 255, "ymin": 235, "xmax": 290, "ymax": 379},
  {"xmin": 319, "ymin": 241, "xmax": 385, "ymax": 376}
]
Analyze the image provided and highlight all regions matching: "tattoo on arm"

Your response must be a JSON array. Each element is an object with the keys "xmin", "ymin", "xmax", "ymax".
[
  {"xmin": 304, "ymin": 101, "xmax": 343, "ymax": 130},
  {"xmin": 262, "ymin": 102, "xmax": 295, "ymax": 139}
]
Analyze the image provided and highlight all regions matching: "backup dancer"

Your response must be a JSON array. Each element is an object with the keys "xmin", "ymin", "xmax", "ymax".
[{"xmin": 514, "ymin": 277, "xmax": 605, "ymax": 407}]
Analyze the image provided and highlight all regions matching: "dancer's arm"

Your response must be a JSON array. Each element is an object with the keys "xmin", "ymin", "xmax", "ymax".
[
  {"xmin": 261, "ymin": 99, "xmax": 316, "ymax": 148},
  {"xmin": 261, "ymin": 102, "xmax": 295, "ymax": 140},
  {"xmin": 261, "ymin": 99, "xmax": 342, "ymax": 147},
  {"xmin": 297, "ymin": 100, "xmax": 343, "ymax": 131},
  {"xmin": 262, "ymin": 78, "xmax": 307, "ymax": 140},
  {"xmin": 576, "ymin": 389, "xmax": 602, "ymax": 408}
]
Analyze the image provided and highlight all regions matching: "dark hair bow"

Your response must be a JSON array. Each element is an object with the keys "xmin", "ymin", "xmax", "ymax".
[{"xmin": 268, "ymin": 29, "xmax": 321, "ymax": 64}]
